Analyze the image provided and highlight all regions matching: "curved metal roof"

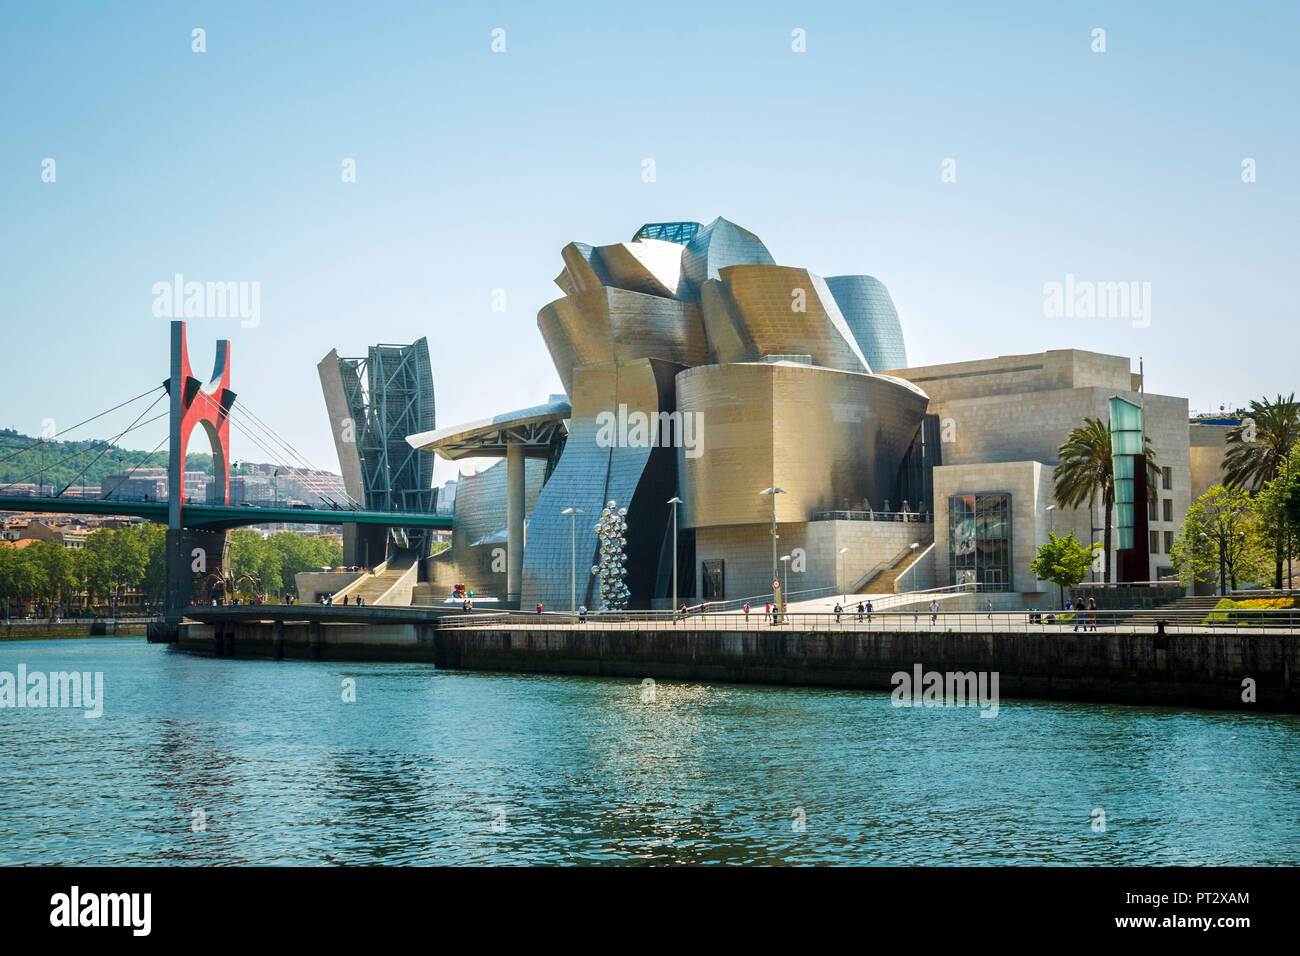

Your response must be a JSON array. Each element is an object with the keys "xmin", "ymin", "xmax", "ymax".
[{"xmin": 405, "ymin": 396, "xmax": 570, "ymax": 460}]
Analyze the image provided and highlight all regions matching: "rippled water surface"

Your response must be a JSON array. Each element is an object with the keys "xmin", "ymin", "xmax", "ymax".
[{"xmin": 1, "ymin": 638, "xmax": 1297, "ymax": 865}]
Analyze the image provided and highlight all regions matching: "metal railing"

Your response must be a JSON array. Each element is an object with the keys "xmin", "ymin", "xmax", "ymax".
[
  {"xmin": 433, "ymin": 607, "xmax": 1300, "ymax": 634},
  {"xmin": 893, "ymin": 542, "xmax": 936, "ymax": 593},
  {"xmin": 845, "ymin": 540, "xmax": 919, "ymax": 595},
  {"xmin": 696, "ymin": 585, "xmax": 840, "ymax": 613},
  {"xmin": 1071, "ymin": 580, "xmax": 1184, "ymax": 589},
  {"xmin": 811, "ymin": 510, "xmax": 933, "ymax": 524}
]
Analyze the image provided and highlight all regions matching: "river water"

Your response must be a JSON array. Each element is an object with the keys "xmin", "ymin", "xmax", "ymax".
[{"xmin": 1, "ymin": 638, "xmax": 1296, "ymax": 865}]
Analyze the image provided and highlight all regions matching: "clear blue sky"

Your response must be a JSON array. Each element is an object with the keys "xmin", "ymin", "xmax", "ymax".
[{"xmin": 2, "ymin": 1, "xmax": 1296, "ymax": 485}]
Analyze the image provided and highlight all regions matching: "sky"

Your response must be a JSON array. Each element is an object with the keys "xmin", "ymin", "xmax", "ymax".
[{"xmin": 2, "ymin": 1, "xmax": 1296, "ymax": 487}]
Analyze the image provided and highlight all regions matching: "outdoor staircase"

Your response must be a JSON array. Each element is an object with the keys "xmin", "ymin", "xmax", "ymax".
[
  {"xmin": 858, "ymin": 545, "xmax": 926, "ymax": 594},
  {"xmin": 1108, "ymin": 594, "xmax": 1222, "ymax": 626},
  {"xmin": 334, "ymin": 550, "xmax": 419, "ymax": 606},
  {"xmin": 1146, "ymin": 594, "xmax": 1227, "ymax": 624}
]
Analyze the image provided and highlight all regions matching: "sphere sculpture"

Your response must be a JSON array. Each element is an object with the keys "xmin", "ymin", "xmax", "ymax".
[{"xmin": 591, "ymin": 500, "xmax": 630, "ymax": 610}]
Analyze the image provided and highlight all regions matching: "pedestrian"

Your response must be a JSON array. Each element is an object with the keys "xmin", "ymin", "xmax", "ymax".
[
  {"xmin": 743, "ymin": 601, "xmax": 751, "ymax": 622},
  {"xmin": 856, "ymin": 601, "xmax": 864, "ymax": 622},
  {"xmin": 536, "ymin": 603, "xmax": 543, "ymax": 614},
  {"xmin": 1088, "ymin": 596, "xmax": 1097, "ymax": 631},
  {"xmin": 986, "ymin": 598, "xmax": 993, "ymax": 618},
  {"xmin": 578, "ymin": 604, "xmax": 587, "ymax": 623},
  {"xmin": 834, "ymin": 602, "xmax": 842, "ymax": 624},
  {"xmin": 929, "ymin": 599, "xmax": 938, "ymax": 624},
  {"xmin": 342, "ymin": 595, "xmax": 349, "ymax": 606},
  {"xmin": 866, "ymin": 600, "xmax": 873, "ymax": 623}
]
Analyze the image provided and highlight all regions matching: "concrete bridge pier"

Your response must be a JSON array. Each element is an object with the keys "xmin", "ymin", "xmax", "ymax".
[{"xmin": 213, "ymin": 628, "xmax": 236, "ymax": 657}]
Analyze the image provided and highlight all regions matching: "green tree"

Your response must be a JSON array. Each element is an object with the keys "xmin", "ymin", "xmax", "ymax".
[
  {"xmin": 1030, "ymin": 532, "xmax": 1098, "ymax": 608},
  {"xmin": 1254, "ymin": 463, "xmax": 1296, "ymax": 590},
  {"xmin": 0, "ymin": 545, "xmax": 37, "ymax": 619},
  {"xmin": 79, "ymin": 530, "xmax": 115, "ymax": 607},
  {"xmin": 254, "ymin": 532, "xmax": 343, "ymax": 600},
  {"xmin": 27, "ymin": 539, "xmax": 77, "ymax": 616},
  {"xmin": 1169, "ymin": 485, "xmax": 1268, "ymax": 594},
  {"xmin": 1224, "ymin": 395, "xmax": 1299, "ymax": 588},
  {"xmin": 1053, "ymin": 417, "xmax": 1159, "ymax": 583},
  {"xmin": 136, "ymin": 523, "xmax": 167, "ymax": 605},
  {"xmin": 79, "ymin": 525, "xmax": 150, "ymax": 613},
  {"xmin": 1223, "ymin": 393, "xmax": 1298, "ymax": 491}
]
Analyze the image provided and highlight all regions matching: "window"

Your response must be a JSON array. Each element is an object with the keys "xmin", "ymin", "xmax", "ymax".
[
  {"xmin": 947, "ymin": 493, "xmax": 1012, "ymax": 591},
  {"xmin": 702, "ymin": 560, "xmax": 725, "ymax": 600},
  {"xmin": 1162, "ymin": 467, "xmax": 1172, "ymax": 490},
  {"xmin": 1164, "ymin": 531, "xmax": 1173, "ymax": 553},
  {"xmin": 1148, "ymin": 500, "xmax": 1158, "ymax": 521},
  {"xmin": 1162, "ymin": 499, "xmax": 1173, "ymax": 523},
  {"xmin": 1149, "ymin": 530, "xmax": 1160, "ymax": 554}
]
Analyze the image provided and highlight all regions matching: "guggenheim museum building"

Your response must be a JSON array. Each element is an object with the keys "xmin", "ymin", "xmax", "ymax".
[{"xmin": 376, "ymin": 217, "xmax": 1193, "ymax": 610}]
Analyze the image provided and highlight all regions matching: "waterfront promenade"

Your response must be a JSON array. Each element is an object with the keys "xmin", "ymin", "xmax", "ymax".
[{"xmin": 177, "ymin": 604, "xmax": 1299, "ymax": 712}]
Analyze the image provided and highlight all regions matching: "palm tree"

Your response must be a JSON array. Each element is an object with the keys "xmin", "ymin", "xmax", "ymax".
[
  {"xmin": 1224, "ymin": 393, "xmax": 1299, "ymax": 587},
  {"xmin": 1054, "ymin": 417, "xmax": 1159, "ymax": 583},
  {"xmin": 1223, "ymin": 394, "xmax": 1298, "ymax": 491}
]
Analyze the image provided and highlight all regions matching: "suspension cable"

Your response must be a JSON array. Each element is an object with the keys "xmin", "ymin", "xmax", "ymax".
[
  {"xmin": 0, "ymin": 385, "xmax": 164, "ymax": 471},
  {"xmin": 193, "ymin": 391, "xmax": 364, "ymax": 510},
  {"xmin": 0, "ymin": 402, "xmax": 168, "ymax": 496},
  {"xmin": 100, "ymin": 434, "xmax": 169, "ymax": 501},
  {"xmin": 53, "ymin": 392, "xmax": 169, "ymax": 496}
]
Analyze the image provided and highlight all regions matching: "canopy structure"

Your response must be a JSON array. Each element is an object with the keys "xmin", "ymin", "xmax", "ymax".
[{"xmin": 406, "ymin": 396, "xmax": 570, "ymax": 605}]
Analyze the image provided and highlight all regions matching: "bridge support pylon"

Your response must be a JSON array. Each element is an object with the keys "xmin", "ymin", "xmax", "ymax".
[{"xmin": 153, "ymin": 321, "xmax": 236, "ymax": 642}]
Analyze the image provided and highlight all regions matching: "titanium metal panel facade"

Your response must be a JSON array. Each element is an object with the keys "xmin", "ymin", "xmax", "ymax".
[
  {"xmin": 537, "ymin": 287, "xmax": 708, "ymax": 396},
  {"xmin": 702, "ymin": 266, "xmax": 870, "ymax": 372},
  {"xmin": 675, "ymin": 361, "xmax": 930, "ymax": 529},
  {"xmin": 824, "ymin": 274, "xmax": 908, "ymax": 371},
  {"xmin": 517, "ymin": 216, "xmax": 931, "ymax": 608},
  {"xmin": 520, "ymin": 358, "xmax": 679, "ymax": 610},
  {"xmin": 681, "ymin": 217, "xmax": 776, "ymax": 297}
]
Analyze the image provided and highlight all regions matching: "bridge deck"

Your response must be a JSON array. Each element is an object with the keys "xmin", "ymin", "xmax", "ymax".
[{"xmin": 0, "ymin": 495, "xmax": 450, "ymax": 530}]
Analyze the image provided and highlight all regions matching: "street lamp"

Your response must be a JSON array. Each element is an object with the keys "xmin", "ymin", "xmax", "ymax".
[
  {"xmin": 1045, "ymin": 504, "xmax": 1059, "ymax": 606},
  {"xmin": 837, "ymin": 546, "xmax": 848, "ymax": 602},
  {"xmin": 667, "ymin": 497, "xmax": 683, "ymax": 613},
  {"xmin": 561, "ymin": 507, "xmax": 584, "ymax": 612},
  {"xmin": 760, "ymin": 487, "xmax": 786, "ymax": 609}
]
